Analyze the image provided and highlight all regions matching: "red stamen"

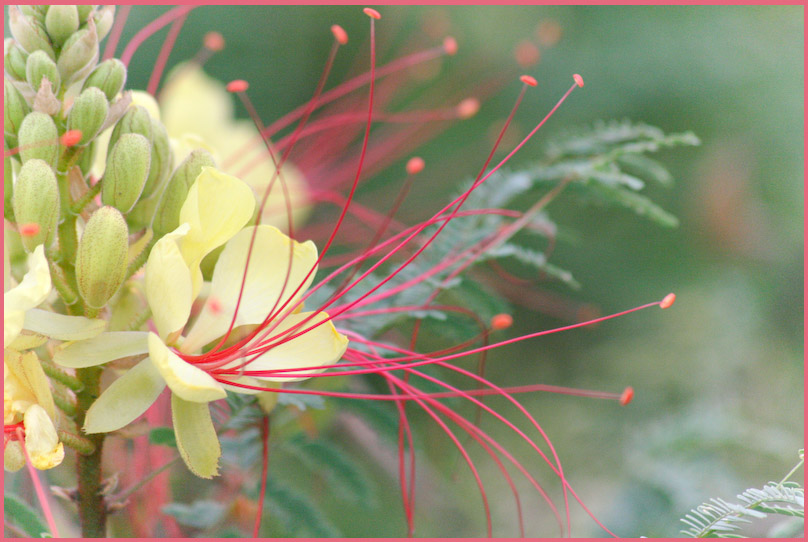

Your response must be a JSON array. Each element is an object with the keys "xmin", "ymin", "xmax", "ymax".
[
  {"xmin": 102, "ymin": 5, "xmax": 132, "ymax": 60},
  {"xmin": 514, "ymin": 41, "xmax": 541, "ymax": 67},
  {"xmin": 253, "ymin": 416, "xmax": 270, "ymax": 537},
  {"xmin": 573, "ymin": 73, "xmax": 584, "ymax": 87},
  {"xmin": 19, "ymin": 223, "xmax": 41, "ymax": 237},
  {"xmin": 519, "ymin": 74, "xmax": 538, "ymax": 87},
  {"xmin": 120, "ymin": 6, "xmax": 195, "ymax": 67},
  {"xmin": 331, "ymin": 24, "xmax": 348, "ymax": 45},
  {"xmin": 61, "ymin": 129, "xmax": 83, "ymax": 147},
  {"xmin": 204, "ymin": 31, "xmax": 225, "ymax": 52},
  {"xmin": 660, "ymin": 292, "xmax": 676, "ymax": 309},
  {"xmin": 363, "ymin": 8, "xmax": 381, "ymax": 20},
  {"xmin": 405, "ymin": 156, "xmax": 425, "ymax": 175},
  {"xmin": 226, "ymin": 79, "xmax": 249, "ymax": 93},
  {"xmin": 456, "ymin": 97, "xmax": 480, "ymax": 119},
  {"xmin": 147, "ymin": 9, "xmax": 189, "ymax": 96},
  {"xmin": 619, "ymin": 387, "xmax": 634, "ymax": 406},
  {"xmin": 536, "ymin": 20, "xmax": 563, "ymax": 47},
  {"xmin": 491, "ymin": 313, "xmax": 513, "ymax": 330},
  {"xmin": 443, "ymin": 36, "xmax": 458, "ymax": 56}
]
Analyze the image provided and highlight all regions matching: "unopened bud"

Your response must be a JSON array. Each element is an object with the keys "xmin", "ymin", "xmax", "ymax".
[
  {"xmin": 153, "ymin": 149, "xmax": 215, "ymax": 237},
  {"xmin": 76, "ymin": 206, "xmax": 129, "ymax": 309},
  {"xmin": 5, "ymin": 41, "xmax": 30, "ymax": 81},
  {"xmin": 67, "ymin": 87, "xmax": 108, "ymax": 145},
  {"xmin": 83, "ymin": 59, "xmax": 127, "ymax": 101},
  {"xmin": 4, "ymin": 80, "xmax": 31, "ymax": 141},
  {"xmin": 102, "ymin": 133, "xmax": 151, "ymax": 213},
  {"xmin": 4, "ymin": 144, "xmax": 15, "ymax": 218},
  {"xmin": 93, "ymin": 6, "xmax": 116, "ymax": 42},
  {"xmin": 17, "ymin": 111, "xmax": 59, "ymax": 167},
  {"xmin": 9, "ymin": 6, "xmax": 55, "ymax": 59},
  {"xmin": 110, "ymin": 105, "xmax": 153, "ymax": 148},
  {"xmin": 57, "ymin": 18, "xmax": 99, "ymax": 87},
  {"xmin": 26, "ymin": 50, "xmax": 61, "ymax": 95},
  {"xmin": 76, "ymin": 5, "xmax": 95, "ymax": 22},
  {"xmin": 19, "ymin": 5, "xmax": 48, "ymax": 23},
  {"xmin": 141, "ymin": 119, "xmax": 173, "ymax": 199},
  {"xmin": 12, "ymin": 159, "xmax": 59, "ymax": 252},
  {"xmin": 44, "ymin": 5, "xmax": 80, "ymax": 47}
]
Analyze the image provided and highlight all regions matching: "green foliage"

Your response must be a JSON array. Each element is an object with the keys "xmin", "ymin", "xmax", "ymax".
[
  {"xmin": 4, "ymin": 494, "xmax": 50, "ymax": 538},
  {"xmin": 162, "ymin": 500, "xmax": 227, "ymax": 530},
  {"xmin": 263, "ymin": 478, "xmax": 341, "ymax": 537},
  {"xmin": 148, "ymin": 426, "xmax": 177, "ymax": 448}
]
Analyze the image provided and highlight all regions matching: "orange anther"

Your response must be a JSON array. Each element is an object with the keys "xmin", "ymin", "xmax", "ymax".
[
  {"xmin": 514, "ymin": 40, "xmax": 540, "ymax": 68},
  {"xmin": 204, "ymin": 31, "xmax": 225, "ymax": 52},
  {"xmin": 19, "ymin": 223, "xmax": 41, "ymax": 237},
  {"xmin": 443, "ymin": 36, "xmax": 458, "ymax": 56},
  {"xmin": 619, "ymin": 386, "xmax": 634, "ymax": 406},
  {"xmin": 331, "ymin": 24, "xmax": 348, "ymax": 45},
  {"xmin": 573, "ymin": 73, "xmax": 584, "ymax": 87},
  {"xmin": 226, "ymin": 79, "xmax": 249, "ymax": 93},
  {"xmin": 405, "ymin": 157, "xmax": 425, "ymax": 175},
  {"xmin": 660, "ymin": 293, "xmax": 676, "ymax": 309},
  {"xmin": 456, "ymin": 98, "xmax": 480, "ymax": 119},
  {"xmin": 490, "ymin": 313, "xmax": 513, "ymax": 330},
  {"xmin": 60, "ymin": 130, "xmax": 83, "ymax": 147},
  {"xmin": 519, "ymin": 75, "xmax": 538, "ymax": 87},
  {"xmin": 208, "ymin": 297, "xmax": 222, "ymax": 314},
  {"xmin": 363, "ymin": 8, "xmax": 381, "ymax": 20}
]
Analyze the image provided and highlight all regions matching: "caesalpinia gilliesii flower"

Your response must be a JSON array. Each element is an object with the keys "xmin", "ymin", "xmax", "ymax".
[{"xmin": 55, "ymin": 167, "xmax": 348, "ymax": 477}]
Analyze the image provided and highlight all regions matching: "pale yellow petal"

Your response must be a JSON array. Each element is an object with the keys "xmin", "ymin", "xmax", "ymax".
[
  {"xmin": 84, "ymin": 357, "xmax": 166, "ymax": 434},
  {"xmin": 131, "ymin": 90, "xmax": 161, "ymax": 121},
  {"xmin": 55, "ymin": 331, "xmax": 149, "ymax": 369},
  {"xmin": 145, "ymin": 224, "xmax": 193, "ymax": 339},
  {"xmin": 148, "ymin": 332, "xmax": 225, "ymax": 403},
  {"xmin": 5, "ymin": 349, "xmax": 55, "ymax": 420},
  {"xmin": 160, "ymin": 63, "xmax": 233, "ymax": 143},
  {"xmin": 4, "ymin": 440, "xmax": 26, "ymax": 472},
  {"xmin": 171, "ymin": 394, "xmax": 220, "ymax": 479},
  {"xmin": 181, "ymin": 225, "xmax": 317, "ymax": 353},
  {"xmin": 4, "ymin": 245, "xmax": 51, "ymax": 347},
  {"xmin": 23, "ymin": 309, "xmax": 106, "ymax": 341},
  {"xmin": 24, "ymin": 404, "xmax": 64, "ymax": 470}
]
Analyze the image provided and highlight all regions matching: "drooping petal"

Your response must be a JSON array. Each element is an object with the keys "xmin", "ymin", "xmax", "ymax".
[
  {"xmin": 54, "ymin": 331, "xmax": 149, "ymax": 369},
  {"xmin": 177, "ymin": 167, "xmax": 255, "ymax": 297},
  {"xmin": 5, "ymin": 349, "xmax": 55, "ymax": 421},
  {"xmin": 23, "ymin": 404, "xmax": 64, "ymax": 470},
  {"xmin": 4, "ymin": 245, "xmax": 51, "ymax": 347},
  {"xmin": 23, "ymin": 309, "xmax": 106, "ymax": 341},
  {"xmin": 171, "ymin": 394, "xmax": 220, "ymax": 479},
  {"xmin": 145, "ymin": 224, "xmax": 193, "ymax": 339},
  {"xmin": 241, "ymin": 311, "xmax": 348, "ymax": 383},
  {"xmin": 181, "ymin": 225, "xmax": 318, "ymax": 353},
  {"xmin": 148, "ymin": 333, "xmax": 225, "ymax": 403},
  {"xmin": 83, "ymin": 357, "xmax": 166, "ymax": 434},
  {"xmin": 4, "ymin": 440, "xmax": 26, "ymax": 472}
]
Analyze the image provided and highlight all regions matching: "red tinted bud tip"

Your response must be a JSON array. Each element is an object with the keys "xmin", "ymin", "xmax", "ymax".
[
  {"xmin": 204, "ymin": 31, "xmax": 225, "ymax": 52},
  {"xmin": 61, "ymin": 130, "xmax": 83, "ymax": 147},
  {"xmin": 519, "ymin": 75, "xmax": 538, "ymax": 87},
  {"xmin": 443, "ymin": 36, "xmax": 458, "ymax": 56},
  {"xmin": 331, "ymin": 25, "xmax": 348, "ymax": 45},
  {"xmin": 19, "ymin": 223, "xmax": 41, "ymax": 237},
  {"xmin": 491, "ymin": 313, "xmax": 513, "ymax": 331},
  {"xmin": 226, "ymin": 80, "xmax": 249, "ymax": 93},
  {"xmin": 457, "ymin": 98, "xmax": 480, "ymax": 119},
  {"xmin": 619, "ymin": 386, "xmax": 634, "ymax": 406},
  {"xmin": 573, "ymin": 73, "xmax": 584, "ymax": 87},
  {"xmin": 363, "ymin": 8, "xmax": 381, "ymax": 20},
  {"xmin": 514, "ymin": 40, "xmax": 541, "ymax": 68},
  {"xmin": 406, "ymin": 157, "xmax": 425, "ymax": 175},
  {"xmin": 660, "ymin": 293, "xmax": 676, "ymax": 309}
]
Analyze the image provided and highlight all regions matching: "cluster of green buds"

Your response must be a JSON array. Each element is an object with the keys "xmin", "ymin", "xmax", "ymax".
[{"xmin": 4, "ymin": 5, "xmax": 213, "ymax": 315}]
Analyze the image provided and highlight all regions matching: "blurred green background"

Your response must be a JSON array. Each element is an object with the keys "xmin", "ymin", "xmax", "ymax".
[{"xmin": 7, "ymin": 5, "xmax": 803, "ymax": 537}]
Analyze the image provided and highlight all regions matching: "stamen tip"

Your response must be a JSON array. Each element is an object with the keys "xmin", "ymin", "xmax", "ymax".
[
  {"xmin": 519, "ymin": 74, "xmax": 538, "ymax": 87},
  {"xmin": 61, "ymin": 129, "xmax": 83, "ymax": 147},
  {"xmin": 443, "ymin": 36, "xmax": 458, "ymax": 56},
  {"xmin": 514, "ymin": 40, "xmax": 541, "ymax": 67},
  {"xmin": 363, "ymin": 8, "xmax": 381, "ymax": 20},
  {"xmin": 406, "ymin": 157, "xmax": 425, "ymax": 175},
  {"xmin": 619, "ymin": 386, "xmax": 634, "ymax": 406},
  {"xmin": 491, "ymin": 313, "xmax": 513, "ymax": 331},
  {"xmin": 660, "ymin": 293, "xmax": 676, "ymax": 309},
  {"xmin": 226, "ymin": 79, "xmax": 249, "ymax": 93},
  {"xmin": 457, "ymin": 97, "xmax": 480, "ymax": 119},
  {"xmin": 331, "ymin": 24, "xmax": 348, "ymax": 45},
  {"xmin": 204, "ymin": 31, "xmax": 225, "ymax": 52},
  {"xmin": 19, "ymin": 223, "xmax": 41, "ymax": 237},
  {"xmin": 573, "ymin": 73, "xmax": 584, "ymax": 87},
  {"xmin": 208, "ymin": 297, "xmax": 222, "ymax": 315}
]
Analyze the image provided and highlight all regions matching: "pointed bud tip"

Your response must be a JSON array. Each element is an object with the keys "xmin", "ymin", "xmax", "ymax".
[
  {"xmin": 619, "ymin": 386, "xmax": 634, "ymax": 406},
  {"xmin": 226, "ymin": 79, "xmax": 249, "ymax": 93},
  {"xmin": 573, "ymin": 73, "xmax": 584, "ymax": 87},
  {"xmin": 19, "ymin": 223, "xmax": 41, "ymax": 237},
  {"xmin": 363, "ymin": 8, "xmax": 381, "ymax": 20},
  {"xmin": 520, "ymin": 75, "xmax": 538, "ymax": 87},
  {"xmin": 457, "ymin": 98, "xmax": 480, "ymax": 119},
  {"xmin": 331, "ymin": 25, "xmax": 348, "ymax": 45},
  {"xmin": 406, "ymin": 157, "xmax": 425, "ymax": 175},
  {"xmin": 204, "ymin": 31, "xmax": 225, "ymax": 52},
  {"xmin": 443, "ymin": 36, "xmax": 458, "ymax": 55},
  {"xmin": 491, "ymin": 313, "xmax": 513, "ymax": 331},
  {"xmin": 660, "ymin": 293, "xmax": 676, "ymax": 309},
  {"xmin": 61, "ymin": 130, "xmax": 83, "ymax": 147}
]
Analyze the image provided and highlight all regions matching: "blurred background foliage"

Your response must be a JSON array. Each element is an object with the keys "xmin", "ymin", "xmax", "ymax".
[{"xmin": 6, "ymin": 5, "xmax": 803, "ymax": 538}]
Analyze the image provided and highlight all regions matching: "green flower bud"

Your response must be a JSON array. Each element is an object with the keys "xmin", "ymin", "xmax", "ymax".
[
  {"xmin": 83, "ymin": 59, "xmax": 127, "ymax": 101},
  {"xmin": 26, "ymin": 50, "xmax": 61, "ymax": 95},
  {"xmin": 8, "ymin": 6, "xmax": 55, "ymax": 59},
  {"xmin": 141, "ymin": 119, "xmax": 173, "ymax": 199},
  {"xmin": 12, "ymin": 159, "xmax": 59, "ymax": 252},
  {"xmin": 56, "ymin": 18, "xmax": 99, "ymax": 87},
  {"xmin": 66, "ymin": 87, "xmax": 108, "ymax": 146},
  {"xmin": 102, "ymin": 133, "xmax": 151, "ymax": 214},
  {"xmin": 4, "ymin": 143, "xmax": 16, "ymax": 221},
  {"xmin": 4, "ymin": 41, "xmax": 30, "ymax": 82},
  {"xmin": 78, "ymin": 139, "xmax": 97, "ymax": 176},
  {"xmin": 4, "ymin": 80, "xmax": 31, "ymax": 143},
  {"xmin": 44, "ymin": 5, "xmax": 80, "ymax": 47},
  {"xmin": 126, "ymin": 195, "xmax": 160, "ymax": 232},
  {"xmin": 76, "ymin": 5, "xmax": 95, "ymax": 22},
  {"xmin": 153, "ymin": 149, "xmax": 216, "ymax": 238},
  {"xmin": 19, "ymin": 6, "xmax": 49, "ymax": 23},
  {"xmin": 17, "ymin": 112, "xmax": 59, "ymax": 167},
  {"xmin": 109, "ymin": 105, "xmax": 153, "ymax": 148},
  {"xmin": 76, "ymin": 206, "xmax": 129, "ymax": 309},
  {"xmin": 93, "ymin": 6, "xmax": 115, "ymax": 42}
]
